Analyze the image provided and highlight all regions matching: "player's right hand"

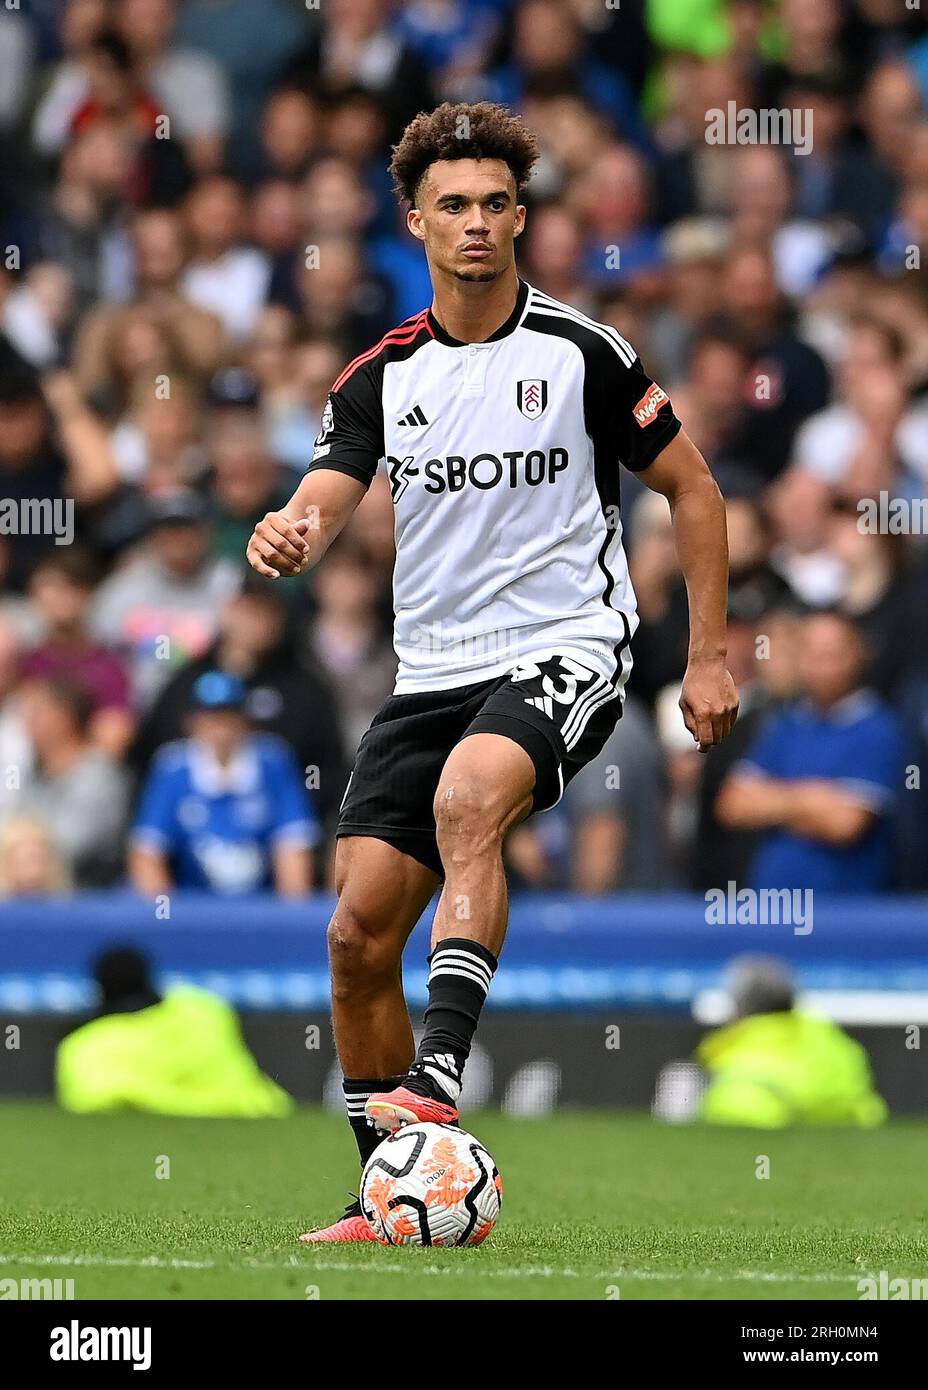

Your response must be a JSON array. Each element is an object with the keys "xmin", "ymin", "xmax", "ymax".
[{"xmin": 246, "ymin": 512, "xmax": 312, "ymax": 579}]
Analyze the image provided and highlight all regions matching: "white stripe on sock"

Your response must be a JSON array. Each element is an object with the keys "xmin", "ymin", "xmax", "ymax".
[
  {"xmin": 432, "ymin": 947, "xmax": 495, "ymax": 973},
  {"xmin": 430, "ymin": 950, "xmax": 494, "ymax": 985},
  {"xmin": 429, "ymin": 963, "xmax": 493, "ymax": 992}
]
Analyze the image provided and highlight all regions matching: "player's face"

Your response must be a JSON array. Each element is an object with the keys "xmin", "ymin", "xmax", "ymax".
[{"xmin": 408, "ymin": 158, "xmax": 525, "ymax": 283}]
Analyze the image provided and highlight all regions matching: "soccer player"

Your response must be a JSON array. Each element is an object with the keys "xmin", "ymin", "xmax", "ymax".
[{"xmin": 246, "ymin": 103, "xmax": 739, "ymax": 1242}]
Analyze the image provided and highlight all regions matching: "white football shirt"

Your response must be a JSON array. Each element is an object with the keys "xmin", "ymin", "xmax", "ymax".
[{"xmin": 307, "ymin": 280, "xmax": 681, "ymax": 695}]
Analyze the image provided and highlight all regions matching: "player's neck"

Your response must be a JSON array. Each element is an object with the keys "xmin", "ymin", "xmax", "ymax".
[{"xmin": 429, "ymin": 266, "xmax": 521, "ymax": 344}]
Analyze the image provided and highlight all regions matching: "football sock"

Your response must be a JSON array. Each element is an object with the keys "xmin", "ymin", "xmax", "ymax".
[
  {"xmin": 406, "ymin": 937, "xmax": 498, "ymax": 1103},
  {"xmin": 343, "ymin": 1076, "xmax": 405, "ymax": 1165}
]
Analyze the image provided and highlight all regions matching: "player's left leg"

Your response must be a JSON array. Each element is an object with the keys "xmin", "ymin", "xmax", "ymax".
[{"xmin": 365, "ymin": 732, "xmax": 534, "ymax": 1131}]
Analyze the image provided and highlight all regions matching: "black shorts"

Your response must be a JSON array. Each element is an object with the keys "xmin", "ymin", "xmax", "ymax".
[{"xmin": 337, "ymin": 652, "xmax": 624, "ymax": 877}]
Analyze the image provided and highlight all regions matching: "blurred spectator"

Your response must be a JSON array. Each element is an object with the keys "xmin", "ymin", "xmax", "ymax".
[
  {"xmin": 839, "ymin": 60, "xmax": 924, "ymax": 244},
  {"xmin": 129, "ymin": 670, "xmax": 318, "ymax": 896},
  {"xmin": 572, "ymin": 0, "xmax": 652, "ymax": 100},
  {"xmin": 654, "ymin": 499, "xmax": 791, "ymax": 878},
  {"xmin": 250, "ymin": 178, "xmax": 302, "ymax": 284},
  {"xmin": 669, "ymin": 323, "xmax": 754, "ymax": 489},
  {"xmin": 508, "ymin": 693, "xmax": 671, "ymax": 893},
  {"xmin": 291, "ymin": 234, "xmax": 395, "ymax": 360},
  {"xmin": 627, "ymin": 490, "xmax": 689, "ymax": 705},
  {"xmin": 69, "ymin": 28, "xmax": 161, "ymax": 144},
  {"xmin": 178, "ymin": 0, "xmax": 307, "ymax": 176},
  {"xmin": 485, "ymin": 0, "xmax": 646, "ymax": 148},
  {"xmin": 22, "ymin": 549, "xmax": 134, "ymax": 759},
  {"xmin": 56, "ymin": 945, "xmax": 293, "ymax": 1115},
  {"xmin": 522, "ymin": 202, "xmax": 594, "ymax": 312},
  {"xmin": 0, "ymin": 360, "xmax": 65, "ymax": 583},
  {"xmin": 34, "ymin": 0, "xmax": 231, "ymax": 175},
  {"xmin": 0, "ymin": 814, "xmax": 73, "ymax": 898},
  {"xmin": 757, "ymin": 0, "xmax": 854, "ymax": 109},
  {"xmin": 32, "ymin": 120, "xmax": 136, "ymax": 315},
  {"xmin": 16, "ymin": 675, "xmax": 130, "ymax": 886},
  {"xmin": 118, "ymin": 0, "xmax": 231, "ymax": 174},
  {"xmin": 716, "ymin": 611, "xmax": 905, "ymax": 892},
  {"xmin": 247, "ymin": 314, "xmax": 342, "ymax": 472},
  {"xmin": 782, "ymin": 73, "xmax": 855, "ymax": 225},
  {"xmin": 284, "ymin": 0, "xmax": 434, "ymax": 148},
  {"xmin": 0, "ymin": 353, "xmax": 118, "ymax": 591},
  {"xmin": 326, "ymin": 85, "xmax": 394, "ymax": 230},
  {"xmin": 787, "ymin": 316, "xmax": 928, "ymax": 498},
  {"xmin": 767, "ymin": 468, "xmax": 847, "ymax": 608},
  {"xmin": 259, "ymin": 85, "xmax": 322, "ymax": 181},
  {"xmin": 131, "ymin": 580, "xmax": 348, "ymax": 830},
  {"xmin": 0, "ymin": 6, "xmax": 34, "ymax": 135},
  {"xmin": 301, "ymin": 537, "xmax": 396, "ymax": 755},
  {"xmin": 690, "ymin": 594, "xmax": 789, "ymax": 893},
  {"xmin": 647, "ymin": 218, "xmax": 730, "ymax": 383},
  {"xmin": 725, "ymin": 497, "xmax": 792, "ymax": 619},
  {"xmin": 726, "ymin": 146, "xmax": 833, "ymax": 296},
  {"xmin": 90, "ymin": 487, "xmax": 240, "ymax": 708},
  {"xmin": 827, "ymin": 509, "xmax": 928, "ymax": 702},
  {"xmin": 395, "ymin": 0, "xmax": 504, "ymax": 94},
  {"xmin": 571, "ymin": 143, "xmax": 663, "ymax": 289},
  {"xmin": 182, "ymin": 177, "xmax": 271, "ymax": 344},
  {"xmin": 108, "ymin": 372, "xmax": 204, "ymax": 494},
  {"xmin": 0, "ymin": 260, "xmax": 74, "ymax": 369},
  {"xmin": 32, "ymin": 0, "xmax": 120, "ymax": 156},
  {"xmin": 0, "ymin": 617, "xmax": 32, "ymax": 818},
  {"xmin": 695, "ymin": 956, "xmax": 888, "ymax": 1128},
  {"xmin": 653, "ymin": 56, "xmax": 754, "ymax": 224},
  {"xmin": 201, "ymin": 368, "xmax": 294, "ymax": 562},
  {"xmin": 0, "ymin": 543, "xmax": 44, "ymax": 646},
  {"xmin": 72, "ymin": 207, "xmax": 223, "ymax": 405},
  {"xmin": 719, "ymin": 245, "xmax": 830, "ymax": 483}
]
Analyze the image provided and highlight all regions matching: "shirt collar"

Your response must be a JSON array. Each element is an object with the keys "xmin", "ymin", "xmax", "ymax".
[
  {"xmin": 188, "ymin": 739, "xmax": 260, "ymax": 797},
  {"xmin": 802, "ymin": 688, "xmax": 879, "ymax": 726},
  {"xmin": 427, "ymin": 278, "xmax": 530, "ymax": 347}
]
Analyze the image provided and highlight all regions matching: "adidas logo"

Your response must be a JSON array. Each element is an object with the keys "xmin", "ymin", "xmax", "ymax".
[
  {"xmin": 524, "ymin": 695, "xmax": 554, "ymax": 718},
  {"xmin": 397, "ymin": 404, "xmax": 428, "ymax": 427}
]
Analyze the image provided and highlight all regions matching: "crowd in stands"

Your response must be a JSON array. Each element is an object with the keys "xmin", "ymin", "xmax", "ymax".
[{"xmin": 0, "ymin": 0, "xmax": 926, "ymax": 898}]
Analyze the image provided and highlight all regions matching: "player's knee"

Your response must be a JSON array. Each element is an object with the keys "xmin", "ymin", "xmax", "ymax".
[
  {"xmin": 326, "ymin": 904, "xmax": 399, "ymax": 1001},
  {"xmin": 433, "ymin": 776, "xmax": 503, "ymax": 861}
]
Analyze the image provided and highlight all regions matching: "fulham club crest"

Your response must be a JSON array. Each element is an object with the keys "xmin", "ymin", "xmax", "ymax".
[{"xmin": 517, "ymin": 379, "xmax": 548, "ymax": 419}]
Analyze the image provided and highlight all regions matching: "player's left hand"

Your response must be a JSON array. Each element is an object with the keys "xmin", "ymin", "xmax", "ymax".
[{"xmin": 679, "ymin": 660, "xmax": 739, "ymax": 751}]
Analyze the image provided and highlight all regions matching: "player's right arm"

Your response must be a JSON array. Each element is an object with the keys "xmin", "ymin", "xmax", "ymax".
[
  {"xmin": 246, "ymin": 361, "xmax": 384, "ymax": 579},
  {"xmin": 246, "ymin": 469, "xmax": 367, "ymax": 579}
]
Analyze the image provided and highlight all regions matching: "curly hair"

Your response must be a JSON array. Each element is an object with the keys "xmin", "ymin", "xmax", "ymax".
[{"xmin": 389, "ymin": 102, "xmax": 540, "ymax": 206}]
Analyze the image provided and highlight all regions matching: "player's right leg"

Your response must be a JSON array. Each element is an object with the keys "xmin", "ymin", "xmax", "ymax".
[{"xmin": 299, "ymin": 835, "xmax": 439, "ymax": 1243}]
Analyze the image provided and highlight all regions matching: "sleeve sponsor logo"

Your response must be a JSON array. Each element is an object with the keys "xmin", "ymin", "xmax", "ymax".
[
  {"xmin": 311, "ymin": 395, "xmax": 335, "ymax": 460},
  {"xmin": 633, "ymin": 382, "xmax": 669, "ymax": 427}
]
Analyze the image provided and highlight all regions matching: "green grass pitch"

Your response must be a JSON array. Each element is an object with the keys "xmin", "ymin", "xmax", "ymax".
[{"xmin": 1, "ymin": 1101, "xmax": 925, "ymax": 1301}]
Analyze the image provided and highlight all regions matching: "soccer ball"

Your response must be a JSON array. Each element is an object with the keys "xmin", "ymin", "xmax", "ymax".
[{"xmin": 360, "ymin": 1122, "xmax": 502, "ymax": 1247}]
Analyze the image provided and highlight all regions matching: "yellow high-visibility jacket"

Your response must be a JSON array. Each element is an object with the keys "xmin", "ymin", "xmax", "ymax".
[
  {"xmin": 56, "ymin": 985, "xmax": 293, "ymax": 1118},
  {"xmin": 697, "ymin": 1010, "xmax": 888, "ymax": 1128}
]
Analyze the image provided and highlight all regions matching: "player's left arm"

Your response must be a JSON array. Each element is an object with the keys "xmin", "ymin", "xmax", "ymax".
[{"xmin": 636, "ymin": 430, "xmax": 739, "ymax": 748}]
